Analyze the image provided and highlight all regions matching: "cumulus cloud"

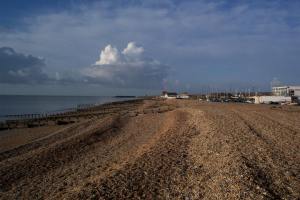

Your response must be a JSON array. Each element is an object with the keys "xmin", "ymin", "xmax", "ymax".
[
  {"xmin": 0, "ymin": 47, "xmax": 49, "ymax": 84},
  {"xmin": 95, "ymin": 45, "xmax": 119, "ymax": 65},
  {"xmin": 83, "ymin": 42, "xmax": 168, "ymax": 89},
  {"xmin": 122, "ymin": 42, "xmax": 144, "ymax": 59}
]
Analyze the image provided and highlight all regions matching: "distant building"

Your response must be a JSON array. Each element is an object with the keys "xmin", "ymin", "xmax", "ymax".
[
  {"xmin": 161, "ymin": 91, "xmax": 177, "ymax": 99},
  {"xmin": 254, "ymin": 96, "xmax": 292, "ymax": 104},
  {"xmin": 177, "ymin": 92, "xmax": 190, "ymax": 99},
  {"xmin": 254, "ymin": 96, "xmax": 291, "ymax": 104},
  {"xmin": 272, "ymin": 86, "xmax": 300, "ymax": 97}
]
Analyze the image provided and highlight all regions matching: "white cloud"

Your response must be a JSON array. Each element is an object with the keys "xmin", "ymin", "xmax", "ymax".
[
  {"xmin": 94, "ymin": 42, "xmax": 145, "ymax": 66},
  {"xmin": 122, "ymin": 42, "xmax": 144, "ymax": 59},
  {"xmin": 83, "ymin": 42, "xmax": 168, "ymax": 89},
  {"xmin": 95, "ymin": 44, "xmax": 119, "ymax": 65}
]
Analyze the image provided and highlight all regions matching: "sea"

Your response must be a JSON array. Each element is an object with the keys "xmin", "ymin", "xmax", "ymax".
[{"xmin": 0, "ymin": 95, "xmax": 136, "ymax": 121}]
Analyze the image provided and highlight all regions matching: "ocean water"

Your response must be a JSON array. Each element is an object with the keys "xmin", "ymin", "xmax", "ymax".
[{"xmin": 0, "ymin": 95, "xmax": 135, "ymax": 121}]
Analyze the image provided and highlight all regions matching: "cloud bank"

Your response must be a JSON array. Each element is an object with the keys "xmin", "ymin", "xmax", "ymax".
[
  {"xmin": 0, "ymin": 47, "xmax": 49, "ymax": 84},
  {"xmin": 83, "ymin": 42, "xmax": 168, "ymax": 89}
]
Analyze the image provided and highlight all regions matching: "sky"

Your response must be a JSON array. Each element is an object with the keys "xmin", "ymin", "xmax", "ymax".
[{"xmin": 0, "ymin": 0, "xmax": 300, "ymax": 96}]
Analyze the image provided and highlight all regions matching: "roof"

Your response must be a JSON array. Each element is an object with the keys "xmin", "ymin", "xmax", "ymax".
[
  {"xmin": 166, "ymin": 92, "xmax": 177, "ymax": 96},
  {"xmin": 273, "ymin": 86, "xmax": 300, "ymax": 89}
]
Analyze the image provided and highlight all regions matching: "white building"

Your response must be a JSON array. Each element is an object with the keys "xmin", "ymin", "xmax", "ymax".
[
  {"xmin": 272, "ymin": 86, "xmax": 300, "ymax": 97},
  {"xmin": 254, "ymin": 96, "xmax": 291, "ymax": 104},
  {"xmin": 161, "ymin": 91, "xmax": 177, "ymax": 99},
  {"xmin": 177, "ymin": 93, "xmax": 190, "ymax": 99}
]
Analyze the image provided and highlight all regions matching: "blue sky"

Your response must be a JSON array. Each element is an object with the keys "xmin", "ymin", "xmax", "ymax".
[{"xmin": 0, "ymin": 0, "xmax": 300, "ymax": 95}]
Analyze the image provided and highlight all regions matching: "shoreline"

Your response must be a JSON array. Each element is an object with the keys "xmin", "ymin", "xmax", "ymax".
[
  {"xmin": 0, "ymin": 98, "xmax": 148, "ymax": 153},
  {"xmin": 0, "ymin": 96, "xmax": 142, "ymax": 126},
  {"xmin": 0, "ymin": 95, "xmax": 139, "ymax": 122}
]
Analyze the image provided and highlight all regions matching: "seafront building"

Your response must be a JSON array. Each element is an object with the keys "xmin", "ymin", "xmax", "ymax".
[
  {"xmin": 161, "ymin": 91, "xmax": 178, "ymax": 99},
  {"xmin": 253, "ymin": 96, "xmax": 291, "ymax": 104},
  {"xmin": 253, "ymin": 85, "xmax": 300, "ymax": 104},
  {"xmin": 272, "ymin": 86, "xmax": 300, "ymax": 97},
  {"xmin": 161, "ymin": 91, "xmax": 190, "ymax": 99},
  {"xmin": 177, "ymin": 92, "xmax": 190, "ymax": 99}
]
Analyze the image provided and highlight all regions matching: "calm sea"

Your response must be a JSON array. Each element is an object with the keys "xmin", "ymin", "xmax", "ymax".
[{"xmin": 0, "ymin": 95, "xmax": 135, "ymax": 121}]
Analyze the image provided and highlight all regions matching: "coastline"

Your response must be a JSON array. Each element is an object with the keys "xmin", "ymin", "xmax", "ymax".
[
  {"xmin": 0, "ymin": 95, "xmax": 139, "ymax": 123},
  {"xmin": 0, "ymin": 98, "xmax": 146, "ymax": 153}
]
